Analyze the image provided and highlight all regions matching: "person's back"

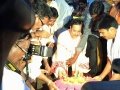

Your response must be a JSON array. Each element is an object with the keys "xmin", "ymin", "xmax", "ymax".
[{"xmin": 85, "ymin": 1, "xmax": 107, "ymax": 77}]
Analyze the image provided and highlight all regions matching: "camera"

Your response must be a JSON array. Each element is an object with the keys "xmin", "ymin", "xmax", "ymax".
[
  {"xmin": 28, "ymin": 44, "xmax": 53, "ymax": 57},
  {"xmin": 23, "ymin": 53, "xmax": 31, "ymax": 61}
]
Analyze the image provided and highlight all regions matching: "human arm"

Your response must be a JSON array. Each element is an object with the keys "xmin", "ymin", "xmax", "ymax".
[
  {"xmin": 66, "ymin": 12, "xmax": 92, "ymax": 66},
  {"xmin": 66, "ymin": 51, "xmax": 80, "ymax": 66},
  {"xmin": 76, "ymin": 11, "xmax": 91, "ymax": 52},
  {"xmin": 25, "ymin": 80, "xmax": 35, "ymax": 90},
  {"xmin": 31, "ymin": 30, "xmax": 51, "ymax": 38},
  {"xmin": 94, "ymin": 57, "xmax": 112, "ymax": 81},
  {"xmin": 38, "ymin": 72, "xmax": 58, "ymax": 90}
]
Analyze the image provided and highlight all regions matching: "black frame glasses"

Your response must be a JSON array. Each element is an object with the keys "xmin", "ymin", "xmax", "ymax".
[
  {"xmin": 39, "ymin": 18, "xmax": 44, "ymax": 26},
  {"xmin": 16, "ymin": 43, "xmax": 27, "ymax": 54}
]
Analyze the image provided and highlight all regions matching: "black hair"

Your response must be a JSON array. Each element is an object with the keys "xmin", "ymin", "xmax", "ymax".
[
  {"xmin": 112, "ymin": 58, "xmax": 120, "ymax": 74},
  {"xmin": 72, "ymin": 2, "xmax": 87, "ymax": 17},
  {"xmin": 98, "ymin": 14, "xmax": 118, "ymax": 30},
  {"xmin": 70, "ymin": 19, "xmax": 84, "ymax": 34},
  {"xmin": 18, "ymin": 33, "xmax": 32, "ymax": 40},
  {"xmin": 50, "ymin": 7, "xmax": 58, "ymax": 18},
  {"xmin": 116, "ymin": 2, "xmax": 120, "ymax": 11},
  {"xmin": 89, "ymin": 1, "xmax": 104, "ymax": 16},
  {"xmin": 32, "ymin": 1, "xmax": 52, "ymax": 19}
]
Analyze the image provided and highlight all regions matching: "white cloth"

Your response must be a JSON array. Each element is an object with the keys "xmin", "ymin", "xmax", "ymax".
[
  {"xmin": 53, "ymin": 30, "xmax": 80, "ymax": 62},
  {"xmin": 76, "ymin": 43, "xmax": 90, "ymax": 73},
  {"xmin": 51, "ymin": 0, "xmax": 74, "ymax": 32},
  {"xmin": 52, "ymin": 30, "xmax": 90, "ymax": 77},
  {"xmin": 23, "ymin": 55, "xmax": 42, "ymax": 81},
  {"xmin": 107, "ymin": 26, "xmax": 120, "ymax": 62},
  {"xmin": 39, "ymin": 25, "xmax": 55, "ymax": 45},
  {"xmin": 2, "ymin": 67, "xmax": 30, "ymax": 90}
]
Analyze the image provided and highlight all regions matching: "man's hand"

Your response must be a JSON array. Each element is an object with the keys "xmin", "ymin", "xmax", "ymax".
[
  {"xmin": 66, "ymin": 51, "xmax": 80, "ymax": 66},
  {"xmin": 48, "ymin": 80, "xmax": 59, "ymax": 90},
  {"xmin": 93, "ymin": 75, "xmax": 103, "ymax": 81},
  {"xmin": 40, "ymin": 69, "xmax": 49, "ymax": 74},
  {"xmin": 66, "ymin": 57, "xmax": 76, "ymax": 67}
]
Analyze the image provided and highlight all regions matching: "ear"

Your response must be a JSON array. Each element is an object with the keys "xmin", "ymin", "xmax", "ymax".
[{"xmin": 109, "ymin": 27, "xmax": 116, "ymax": 32}]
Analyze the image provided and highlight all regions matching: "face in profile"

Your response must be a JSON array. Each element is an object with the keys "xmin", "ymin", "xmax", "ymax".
[
  {"xmin": 32, "ymin": 16, "xmax": 42, "ymax": 31},
  {"xmin": 70, "ymin": 24, "xmax": 82, "ymax": 39},
  {"xmin": 48, "ymin": 17, "xmax": 57, "ymax": 26},
  {"xmin": 41, "ymin": 16, "xmax": 50, "ymax": 25},
  {"xmin": 8, "ymin": 39, "xmax": 30, "ymax": 71},
  {"xmin": 99, "ymin": 27, "xmax": 117, "ymax": 40}
]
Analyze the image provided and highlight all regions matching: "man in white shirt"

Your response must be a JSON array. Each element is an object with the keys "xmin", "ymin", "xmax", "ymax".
[
  {"xmin": 52, "ymin": 19, "xmax": 90, "ymax": 78},
  {"xmin": 94, "ymin": 14, "xmax": 120, "ymax": 81},
  {"xmin": 2, "ymin": 38, "xmax": 32, "ymax": 90}
]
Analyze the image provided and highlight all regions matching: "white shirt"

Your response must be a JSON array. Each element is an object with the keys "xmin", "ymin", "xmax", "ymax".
[
  {"xmin": 51, "ymin": 0, "xmax": 74, "ymax": 32},
  {"xmin": 2, "ymin": 67, "xmax": 30, "ymax": 90},
  {"xmin": 24, "ymin": 55, "xmax": 42, "ymax": 81},
  {"xmin": 53, "ymin": 30, "xmax": 80, "ymax": 62},
  {"xmin": 107, "ymin": 26, "xmax": 120, "ymax": 62},
  {"xmin": 52, "ymin": 30, "xmax": 90, "ymax": 73}
]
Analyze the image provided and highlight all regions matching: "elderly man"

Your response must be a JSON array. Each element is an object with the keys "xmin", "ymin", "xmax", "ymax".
[{"xmin": 2, "ymin": 36, "xmax": 58, "ymax": 90}]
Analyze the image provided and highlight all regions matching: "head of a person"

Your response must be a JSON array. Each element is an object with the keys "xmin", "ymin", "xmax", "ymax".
[
  {"xmin": 98, "ymin": 14, "xmax": 118, "ymax": 40},
  {"xmin": 112, "ymin": 58, "xmax": 120, "ymax": 74},
  {"xmin": 48, "ymin": 7, "xmax": 58, "ymax": 26},
  {"xmin": 89, "ymin": 1, "xmax": 104, "ymax": 19},
  {"xmin": 69, "ymin": 19, "xmax": 83, "ymax": 39},
  {"xmin": 7, "ymin": 35, "xmax": 31, "ymax": 71},
  {"xmin": 32, "ymin": 1, "xmax": 52, "ymax": 30},
  {"xmin": 72, "ymin": 2, "xmax": 87, "ymax": 19}
]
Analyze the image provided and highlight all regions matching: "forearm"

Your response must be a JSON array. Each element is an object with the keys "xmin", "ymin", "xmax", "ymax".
[
  {"xmin": 26, "ymin": 80, "xmax": 35, "ymax": 90},
  {"xmin": 43, "ymin": 59, "xmax": 49, "ymax": 66},
  {"xmin": 38, "ymin": 72, "xmax": 52, "ymax": 84},
  {"xmin": 99, "ymin": 57, "xmax": 112, "ymax": 80},
  {"xmin": 72, "ymin": 51, "xmax": 80, "ymax": 61}
]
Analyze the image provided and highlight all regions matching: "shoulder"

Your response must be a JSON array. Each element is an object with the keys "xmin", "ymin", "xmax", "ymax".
[
  {"xmin": 59, "ymin": 29, "xmax": 69, "ymax": 38},
  {"xmin": 2, "ymin": 68, "xmax": 27, "ymax": 90}
]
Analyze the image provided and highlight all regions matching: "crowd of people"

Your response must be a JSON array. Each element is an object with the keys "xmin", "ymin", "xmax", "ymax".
[{"xmin": 1, "ymin": 0, "xmax": 120, "ymax": 90}]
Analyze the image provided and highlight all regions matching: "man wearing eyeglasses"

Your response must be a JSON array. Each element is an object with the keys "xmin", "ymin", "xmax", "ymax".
[
  {"xmin": 2, "ymin": 38, "xmax": 33, "ymax": 90},
  {"xmin": 28, "ymin": 1, "xmax": 53, "ymax": 77},
  {"xmin": 2, "ymin": 36, "xmax": 58, "ymax": 90}
]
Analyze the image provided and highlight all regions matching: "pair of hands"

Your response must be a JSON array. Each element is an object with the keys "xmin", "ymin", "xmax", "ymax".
[{"xmin": 40, "ymin": 69, "xmax": 59, "ymax": 90}]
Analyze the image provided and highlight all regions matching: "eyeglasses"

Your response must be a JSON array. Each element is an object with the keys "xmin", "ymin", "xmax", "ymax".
[
  {"xmin": 16, "ymin": 43, "xmax": 31, "ymax": 61},
  {"xmin": 39, "ymin": 18, "xmax": 44, "ymax": 26},
  {"xmin": 16, "ymin": 43, "xmax": 28, "ymax": 54}
]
